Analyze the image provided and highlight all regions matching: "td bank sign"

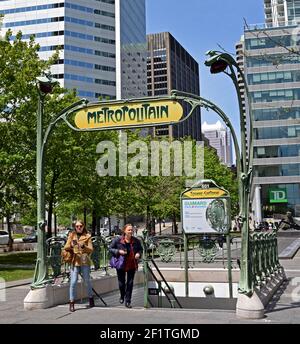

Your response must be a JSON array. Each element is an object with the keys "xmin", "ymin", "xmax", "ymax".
[{"xmin": 269, "ymin": 189, "xmax": 288, "ymax": 204}]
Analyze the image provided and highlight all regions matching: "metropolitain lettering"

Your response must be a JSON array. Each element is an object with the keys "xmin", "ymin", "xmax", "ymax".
[{"xmin": 87, "ymin": 103, "xmax": 169, "ymax": 125}]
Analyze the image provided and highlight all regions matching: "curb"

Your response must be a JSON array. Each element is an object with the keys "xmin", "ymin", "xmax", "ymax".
[{"xmin": 5, "ymin": 279, "xmax": 32, "ymax": 289}]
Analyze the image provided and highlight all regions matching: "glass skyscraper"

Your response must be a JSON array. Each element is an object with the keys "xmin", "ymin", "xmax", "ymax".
[
  {"xmin": 0, "ymin": 0, "xmax": 147, "ymax": 100},
  {"xmin": 237, "ymin": 0, "xmax": 300, "ymax": 220},
  {"xmin": 115, "ymin": 0, "xmax": 147, "ymax": 99}
]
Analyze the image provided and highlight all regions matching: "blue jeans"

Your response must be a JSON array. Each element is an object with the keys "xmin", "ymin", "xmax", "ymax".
[{"xmin": 69, "ymin": 266, "xmax": 93, "ymax": 302}]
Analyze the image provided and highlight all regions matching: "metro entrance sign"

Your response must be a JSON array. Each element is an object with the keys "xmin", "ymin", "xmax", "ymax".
[
  {"xmin": 74, "ymin": 99, "xmax": 184, "ymax": 130},
  {"xmin": 32, "ymin": 87, "xmax": 242, "ymax": 292}
]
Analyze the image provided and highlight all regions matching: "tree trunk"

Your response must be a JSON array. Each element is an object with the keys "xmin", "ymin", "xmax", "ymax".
[
  {"xmin": 47, "ymin": 201, "xmax": 53, "ymax": 240},
  {"xmin": 146, "ymin": 205, "xmax": 150, "ymax": 234},
  {"xmin": 151, "ymin": 218, "xmax": 155, "ymax": 235},
  {"xmin": 92, "ymin": 208, "xmax": 97, "ymax": 237},
  {"xmin": 54, "ymin": 212, "xmax": 57, "ymax": 237},
  {"xmin": 84, "ymin": 207, "xmax": 87, "ymax": 227},
  {"xmin": 96, "ymin": 216, "xmax": 101, "ymax": 236},
  {"xmin": 159, "ymin": 218, "xmax": 162, "ymax": 236},
  {"xmin": 173, "ymin": 212, "xmax": 178, "ymax": 235},
  {"xmin": 108, "ymin": 216, "xmax": 112, "ymax": 236},
  {"xmin": 6, "ymin": 211, "xmax": 13, "ymax": 252}
]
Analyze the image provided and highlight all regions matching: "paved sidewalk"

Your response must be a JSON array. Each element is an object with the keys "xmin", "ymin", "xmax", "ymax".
[
  {"xmin": 1, "ymin": 236, "xmax": 300, "ymax": 324},
  {"xmin": 1, "ymin": 252, "xmax": 300, "ymax": 324}
]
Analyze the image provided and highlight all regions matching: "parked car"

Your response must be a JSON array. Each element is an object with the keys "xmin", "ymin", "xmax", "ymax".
[
  {"xmin": 100, "ymin": 227, "xmax": 110, "ymax": 237},
  {"xmin": 57, "ymin": 229, "xmax": 72, "ymax": 240},
  {"xmin": 147, "ymin": 235, "xmax": 160, "ymax": 250},
  {"xmin": 22, "ymin": 232, "xmax": 38, "ymax": 243},
  {"xmin": 0, "ymin": 230, "xmax": 10, "ymax": 245}
]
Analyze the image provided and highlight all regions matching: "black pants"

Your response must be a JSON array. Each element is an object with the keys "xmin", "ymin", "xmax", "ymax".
[{"xmin": 117, "ymin": 269, "xmax": 136, "ymax": 303}]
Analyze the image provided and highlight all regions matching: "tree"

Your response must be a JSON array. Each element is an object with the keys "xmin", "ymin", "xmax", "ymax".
[
  {"xmin": 0, "ymin": 28, "xmax": 79, "ymax": 241},
  {"xmin": 0, "ymin": 29, "xmax": 55, "ymax": 248},
  {"xmin": 204, "ymin": 146, "xmax": 238, "ymax": 215}
]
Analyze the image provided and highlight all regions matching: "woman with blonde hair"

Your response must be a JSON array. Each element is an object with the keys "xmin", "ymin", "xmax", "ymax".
[
  {"xmin": 64, "ymin": 220, "xmax": 94, "ymax": 312},
  {"xmin": 109, "ymin": 224, "xmax": 143, "ymax": 308}
]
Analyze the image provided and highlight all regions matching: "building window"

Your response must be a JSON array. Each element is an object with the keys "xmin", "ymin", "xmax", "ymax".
[
  {"xmin": 95, "ymin": 79, "xmax": 116, "ymax": 86},
  {"xmin": 254, "ymin": 126, "xmax": 300, "ymax": 140},
  {"xmin": 253, "ymin": 108, "xmax": 300, "ymax": 121}
]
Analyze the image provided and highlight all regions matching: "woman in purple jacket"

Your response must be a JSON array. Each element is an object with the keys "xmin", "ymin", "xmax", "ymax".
[{"xmin": 109, "ymin": 224, "xmax": 143, "ymax": 308}]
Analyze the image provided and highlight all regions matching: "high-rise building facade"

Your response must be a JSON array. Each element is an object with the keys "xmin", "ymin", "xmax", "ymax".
[
  {"xmin": 115, "ymin": 0, "xmax": 147, "ymax": 99},
  {"xmin": 147, "ymin": 32, "xmax": 202, "ymax": 141},
  {"xmin": 264, "ymin": 0, "xmax": 300, "ymax": 27},
  {"xmin": 0, "ymin": 0, "xmax": 147, "ymax": 100},
  {"xmin": 237, "ymin": 2, "xmax": 300, "ymax": 220},
  {"xmin": 202, "ymin": 121, "xmax": 233, "ymax": 167}
]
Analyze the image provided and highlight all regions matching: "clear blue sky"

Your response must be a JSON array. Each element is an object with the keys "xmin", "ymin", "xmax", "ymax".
[{"xmin": 146, "ymin": 0, "xmax": 265, "ymax": 142}]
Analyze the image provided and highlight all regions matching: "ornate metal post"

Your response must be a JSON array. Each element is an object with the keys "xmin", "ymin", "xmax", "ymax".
[
  {"xmin": 184, "ymin": 232, "xmax": 189, "ymax": 297},
  {"xmin": 32, "ymin": 76, "xmax": 57, "ymax": 288},
  {"xmin": 31, "ymin": 76, "xmax": 87, "ymax": 289},
  {"xmin": 142, "ymin": 228, "xmax": 149, "ymax": 308},
  {"xmin": 205, "ymin": 51, "xmax": 254, "ymax": 296},
  {"xmin": 226, "ymin": 233, "xmax": 233, "ymax": 298}
]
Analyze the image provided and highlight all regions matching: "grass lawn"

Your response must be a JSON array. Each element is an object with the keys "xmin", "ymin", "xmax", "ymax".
[
  {"xmin": 0, "ymin": 268, "xmax": 34, "ymax": 282},
  {"xmin": 0, "ymin": 252, "xmax": 37, "ymax": 265},
  {"xmin": 13, "ymin": 234, "xmax": 25, "ymax": 239}
]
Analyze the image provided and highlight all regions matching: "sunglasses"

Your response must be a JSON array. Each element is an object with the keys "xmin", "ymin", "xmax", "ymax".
[{"xmin": 76, "ymin": 225, "xmax": 83, "ymax": 228}]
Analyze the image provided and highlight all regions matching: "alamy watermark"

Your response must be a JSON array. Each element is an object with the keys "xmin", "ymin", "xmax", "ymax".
[
  {"xmin": 96, "ymin": 132, "xmax": 204, "ymax": 187},
  {"xmin": 291, "ymin": 277, "xmax": 300, "ymax": 302},
  {"xmin": 0, "ymin": 278, "xmax": 6, "ymax": 302}
]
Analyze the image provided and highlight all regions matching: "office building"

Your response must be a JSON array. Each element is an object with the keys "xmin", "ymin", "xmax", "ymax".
[
  {"xmin": 237, "ymin": 1, "xmax": 300, "ymax": 220},
  {"xmin": 115, "ymin": 0, "xmax": 147, "ymax": 99},
  {"xmin": 264, "ymin": 0, "xmax": 300, "ymax": 27},
  {"xmin": 147, "ymin": 32, "xmax": 202, "ymax": 141},
  {"xmin": 202, "ymin": 121, "xmax": 233, "ymax": 167},
  {"xmin": 0, "ymin": 0, "xmax": 147, "ymax": 100}
]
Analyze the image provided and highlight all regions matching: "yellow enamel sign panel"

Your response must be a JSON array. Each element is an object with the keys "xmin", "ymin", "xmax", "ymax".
[
  {"xmin": 75, "ymin": 100, "xmax": 184, "ymax": 130},
  {"xmin": 183, "ymin": 189, "xmax": 227, "ymax": 199}
]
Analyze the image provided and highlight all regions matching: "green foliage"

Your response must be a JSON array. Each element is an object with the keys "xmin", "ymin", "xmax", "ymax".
[
  {"xmin": 204, "ymin": 146, "xmax": 238, "ymax": 215},
  {"xmin": 0, "ymin": 30, "xmax": 45, "ymax": 215}
]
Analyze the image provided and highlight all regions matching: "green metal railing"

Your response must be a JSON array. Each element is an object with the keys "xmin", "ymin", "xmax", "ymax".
[
  {"xmin": 45, "ymin": 235, "xmax": 113, "ymax": 283},
  {"xmin": 140, "ymin": 229, "xmax": 237, "ymax": 307},
  {"xmin": 250, "ymin": 231, "xmax": 282, "ymax": 288},
  {"xmin": 145, "ymin": 233, "xmax": 240, "ymax": 268}
]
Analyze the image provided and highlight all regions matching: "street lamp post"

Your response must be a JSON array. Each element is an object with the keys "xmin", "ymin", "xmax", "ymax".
[
  {"xmin": 32, "ymin": 75, "xmax": 88, "ymax": 289},
  {"xmin": 204, "ymin": 51, "xmax": 254, "ymax": 295},
  {"xmin": 32, "ymin": 75, "xmax": 58, "ymax": 288}
]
